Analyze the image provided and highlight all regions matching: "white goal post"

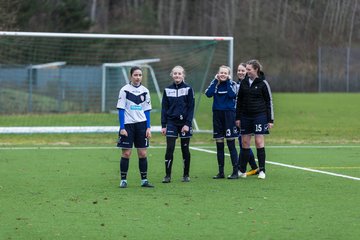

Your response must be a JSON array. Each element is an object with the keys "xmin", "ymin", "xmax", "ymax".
[{"xmin": 101, "ymin": 58, "xmax": 162, "ymax": 112}]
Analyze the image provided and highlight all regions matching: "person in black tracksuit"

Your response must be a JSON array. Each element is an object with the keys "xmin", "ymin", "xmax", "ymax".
[
  {"xmin": 161, "ymin": 66, "xmax": 195, "ymax": 183},
  {"xmin": 236, "ymin": 60, "xmax": 274, "ymax": 179},
  {"xmin": 236, "ymin": 63, "xmax": 258, "ymax": 176}
]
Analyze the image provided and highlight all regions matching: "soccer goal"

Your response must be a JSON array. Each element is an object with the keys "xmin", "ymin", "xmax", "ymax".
[{"xmin": 0, "ymin": 31, "xmax": 233, "ymax": 133}]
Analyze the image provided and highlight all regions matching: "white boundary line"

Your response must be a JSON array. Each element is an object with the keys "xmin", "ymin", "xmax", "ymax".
[
  {"xmin": 0, "ymin": 146, "xmax": 166, "ymax": 150},
  {"xmin": 1, "ymin": 145, "xmax": 359, "ymax": 181},
  {"xmin": 189, "ymin": 147, "xmax": 360, "ymax": 181}
]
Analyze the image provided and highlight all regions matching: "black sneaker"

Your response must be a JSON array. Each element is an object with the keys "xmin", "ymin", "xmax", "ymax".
[
  {"xmin": 181, "ymin": 176, "xmax": 190, "ymax": 182},
  {"xmin": 227, "ymin": 173, "xmax": 239, "ymax": 179},
  {"xmin": 213, "ymin": 173, "xmax": 225, "ymax": 179},
  {"xmin": 141, "ymin": 180, "xmax": 154, "ymax": 188},
  {"xmin": 162, "ymin": 176, "xmax": 171, "ymax": 183}
]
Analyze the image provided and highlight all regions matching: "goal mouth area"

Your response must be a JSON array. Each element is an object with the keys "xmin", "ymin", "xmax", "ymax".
[{"xmin": 0, "ymin": 31, "xmax": 233, "ymax": 134}]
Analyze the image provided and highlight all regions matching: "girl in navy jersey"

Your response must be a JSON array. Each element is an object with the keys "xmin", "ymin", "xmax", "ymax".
[
  {"xmin": 205, "ymin": 65, "xmax": 239, "ymax": 179},
  {"xmin": 161, "ymin": 66, "xmax": 195, "ymax": 183}
]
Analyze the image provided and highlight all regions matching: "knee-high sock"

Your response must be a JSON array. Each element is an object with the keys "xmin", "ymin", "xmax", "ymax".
[
  {"xmin": 239, "ymin": 148, "xmax": 250, "ymax": 173},
  {"xmin": 181, "ymin": 138, "xmax": 191, "ymax": 176},
  {"xmin": 238, "ymin": 136, "xmax": 243, "ymax": 169},
  {"xmin": 216, "ymin": 142, "xmax": 225, "ymax": 174},
  {"xmin": 165, "ymin": 137, "xmax": 176, "ymax": 176},
  {"xmin": 238, "ymin": 135, "xmax": 257, "ymax": 170},
  {"xmin": 248, "ymin": 148, "xmax": 258, "ymax": 170},
  {"xmin": 226, "ymin": 139, "xmax": 238, "ymax": 172},
  {"xmin": 139, "ymin": 157, "xmax": 148, "ymax": 180},
  {"xmin": 257, "ymin": 147, "xmax": 266, "ymax": 172},
  {"xmin": 120, "ymin": 157, "xmax": 129, "ymax": 180}
]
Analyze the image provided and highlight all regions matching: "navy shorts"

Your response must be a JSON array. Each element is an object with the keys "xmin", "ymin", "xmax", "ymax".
[
  {"xmin": 117, "ymin": 121, "xmax": 149, "ymax": 149},
  {"xmin": 166, "ymin": 123, "xmax": 193, "ymax": 138},
  {"xmin": 240, "ymin": 113, "xmax": 270, "ymax": 135},
  {"xmin": 212, "ymin": 110, "xmax": 238, "ymax": 139}
]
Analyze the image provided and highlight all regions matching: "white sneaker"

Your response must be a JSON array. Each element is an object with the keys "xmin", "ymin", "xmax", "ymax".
[
  {"xmin": 258, "ymin": 171, "xmax": 266, "ymax": 179},
  {"xmin": 238, "ymin": 170, "xmax": 247, "ymax": 178}
]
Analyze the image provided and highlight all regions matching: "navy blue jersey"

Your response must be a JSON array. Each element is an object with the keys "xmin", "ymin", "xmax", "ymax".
[
  {"xmin": 205, "ymin": 79, "xmax": 237, "ymax": 111},
  {"xmin": 161, "ymin": 81, "xmax": 195, "ymax": 128}
]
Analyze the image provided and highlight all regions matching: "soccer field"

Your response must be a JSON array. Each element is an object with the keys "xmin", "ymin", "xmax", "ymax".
[
  {"xmin": 1, "ymin": 93, "xmax": 360, "ymax": 239},
  {"xmin": 1, "ymin": 144, "xmax": 359, "ymax": 239}
]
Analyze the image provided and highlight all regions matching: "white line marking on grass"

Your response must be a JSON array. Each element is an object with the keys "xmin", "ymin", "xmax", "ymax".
[
  {"xmin": 191, "ymin": 145, "xmax": 360, "ymax": 149},
  {"xmin": 190, "ymin": 146, "xmax": 360, "ymax": 181},
  {"xmin": 0, "ymin": 146, "xmax": 167, "ymax": 150},
  {"xmin": 267, "ymin": 145, "xmax": 360, "ymax": 149}
]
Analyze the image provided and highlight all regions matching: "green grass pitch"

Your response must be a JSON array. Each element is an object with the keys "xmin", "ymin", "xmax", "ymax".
[
  {"xmin": 0, "ymin": 145, "xmax": 359, "ymax": 239},
  {"xmin": 0, "ymin": 93, "xmax": 360, "ymax": 239}
]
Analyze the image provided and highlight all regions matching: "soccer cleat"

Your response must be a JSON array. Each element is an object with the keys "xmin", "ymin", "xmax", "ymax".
[
  {"xmin": 246, "ymin": 168, "xmax": 259, "ymax": 176},
  {"xmin": 141, "ymin": 180, "xmax": 155, "ymax": 188},
  {"xmin": 119, "ymin": 180, "xmax": 127, "ymax": 188},
  {"xmin": 227, "ymin": 173, "xmax": 239, "ymax": 179},
  {"xmin": 162, "ymin": 176, "xmax": 171, "ymax": 183},
  {"xmin": 238, "ymin": 170, "xmax": 247, "ymax": 178},
  {"xmin": 213, "ymin": 173, "xmax": 225, "ymax": 179},
  {"xmin": 258, "ymin": 171, "xmax": 266, "ymax": 179},
  {"xmin": 181, "ymin": 176, "xmax": 190, "ymax": 182}
]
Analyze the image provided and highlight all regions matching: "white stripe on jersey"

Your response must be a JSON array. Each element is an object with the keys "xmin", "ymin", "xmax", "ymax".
[
  {"xmin": 263, "ymin": 80, "xmax": 274, "ymax": 121},
  {"xmin": 116, "ymin": 84, "xmax": 152, "ymax": 124},
  {"xmin": 165, "ymin": 87, "xmax": 190, "ymax": 97}
]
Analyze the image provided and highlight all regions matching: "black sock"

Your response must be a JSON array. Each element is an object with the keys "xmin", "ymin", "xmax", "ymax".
[
  {"xmin": 216, "ymin": 142, "xmax": 225, "ymax": 174},
  {"xmin": 257, "ymin": 147, "xmax": 266, "ymax": 172},
  {"xmin": 240, "ymin": 148, "xmax": 250, "ymax": 173},
  {"xmin": 120, "ymin": 157, "xmax": 129, "ymax": 180},
  {"xmin": 226, "ymin": 139, "xmax": 238, "ymax": 173},
  {"xmin": 165, "ymin": 137, "xmax": 176, "ymax": 176},
  {"xmin": 139, "ymin": 157, "xmax": 148, "ymax": 180},
  {"xmin": 248, "ymin": 149, "xmax": 258, "ymax": 170},
  {"xmin": 181, "ymin": 138, "xmax": 191, "ymax": 176},
  {"xmin": 238, "ymin": 136, "xmax": 243, "ymax": 169}
]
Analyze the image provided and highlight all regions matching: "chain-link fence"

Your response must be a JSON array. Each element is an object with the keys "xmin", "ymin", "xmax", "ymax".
[{"xmin": 318, "ymin": 47, "xmax": 360, "ymax": 92}]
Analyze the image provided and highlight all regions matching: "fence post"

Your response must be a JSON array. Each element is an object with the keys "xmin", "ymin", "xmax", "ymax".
[
  {"xmin": 28, "ymin": 67, "xmax": 33, "ymax": 113},
  {"xmin": 346, "ymin": 47, "xmax": 350, "ymax": 92},
  {"xmin": 318, "ymin": 47, "xmax": 322, "ymax": 92}
]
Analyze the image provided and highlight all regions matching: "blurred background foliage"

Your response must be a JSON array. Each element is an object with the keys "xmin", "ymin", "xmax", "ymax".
[{"xmin": 0, "ymin": 0, "xmax": 359, "ymax": 91}]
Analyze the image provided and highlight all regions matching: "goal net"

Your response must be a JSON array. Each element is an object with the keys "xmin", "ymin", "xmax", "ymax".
[{"xmin": 0, "ymin": 32, "xmax": 233, "ymax": 133}]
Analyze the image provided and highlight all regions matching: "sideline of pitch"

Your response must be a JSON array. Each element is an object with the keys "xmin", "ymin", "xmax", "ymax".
[
  {"xmin": 190, "ymin": 146, "xmax": 360, "ymax": 181},
  {"xmin": 1, "ymin": 145, "xmax": 359, "ymax": 181}
]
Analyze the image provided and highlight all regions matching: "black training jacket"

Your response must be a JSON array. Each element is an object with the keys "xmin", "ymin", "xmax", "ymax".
[
  {"xmin": 236, "ymin": 72, "xmax": 274, "ymax": 123},
  {"xmin": 161, "ymin": 81, "xmax": 195, "ymax": 128}
]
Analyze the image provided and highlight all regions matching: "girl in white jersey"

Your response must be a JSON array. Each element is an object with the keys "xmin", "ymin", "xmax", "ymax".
[{"xmin": 116, "ymin": 66, "xmax": 154, "ymax": 188}]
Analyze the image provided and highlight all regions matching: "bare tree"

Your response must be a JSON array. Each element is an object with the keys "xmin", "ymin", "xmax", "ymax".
[
  {"xmin": 0, "ymin": 0, "xmax": 20, "ymax": 30},
  {"xmin": 348, "ymin": 0, "xmax": 358, "ymax": 48}
]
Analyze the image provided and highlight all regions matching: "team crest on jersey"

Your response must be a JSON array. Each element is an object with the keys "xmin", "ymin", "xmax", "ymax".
[
  {"xmin": 140, "ymin": 95, "xmax": 144, "ymax": 102},
  {"xmin": 233, "ymin": 126, "xmax": 238, "ymax": 134},
  {"xmin": 226, "ymin": 129, "xmax": 231, "ymax": 136}
]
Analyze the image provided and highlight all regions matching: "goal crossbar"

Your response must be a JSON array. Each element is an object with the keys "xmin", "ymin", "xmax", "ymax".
[{"xmin": 0, "ymin": 31, "xmax": 233, "ymax": 68}]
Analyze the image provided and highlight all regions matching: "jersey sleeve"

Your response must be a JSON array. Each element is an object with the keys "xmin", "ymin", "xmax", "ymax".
[
  {"xmin": 186, "ymin": 87, "xmax": 195, "ymax": 127},
  {"xmin": 205, "ymin": 79, "xmax": 217, "ymax": 97},
  {"xmin": 142, "ymin": 89, "xmax": 152, "ymax": 112},
  {"xmin": 116, "ymin": 88, "xmax": 126, "ymax": 109},
  {"xmin": 262, "ymin": 80, "xmax": 274, "ymax": 123},
  {"xmin": 161, "ymin": 89, "xmax": 169, "ymax": 128}
]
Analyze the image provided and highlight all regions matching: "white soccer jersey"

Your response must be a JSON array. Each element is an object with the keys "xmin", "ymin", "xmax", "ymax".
[{"xmin": 116, "ymin": 84, "xmax": 152, "ymax": 124}]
